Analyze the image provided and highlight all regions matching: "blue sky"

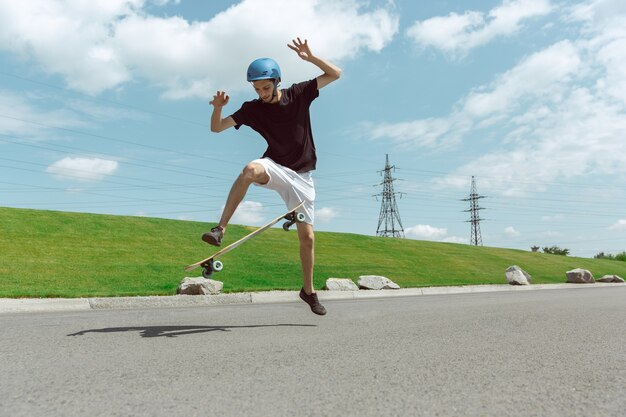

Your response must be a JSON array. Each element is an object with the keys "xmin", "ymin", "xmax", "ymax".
[{"xmin": 1, "ymin": 0, "xmax": 625, "ymax": 258}]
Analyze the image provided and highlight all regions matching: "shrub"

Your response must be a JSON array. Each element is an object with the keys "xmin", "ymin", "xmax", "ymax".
[
  {"xmin": 543, "ymin": 246, "xmax": 570, "ymax": 256},
  {"xmin": 594, "ymin": 251, "xmax": 626, "ymax": 261}
]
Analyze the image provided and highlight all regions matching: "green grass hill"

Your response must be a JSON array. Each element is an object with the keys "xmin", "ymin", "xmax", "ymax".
[{"xmin": 1, "ymin": 207, "xmax": 625, "ymax": 298}]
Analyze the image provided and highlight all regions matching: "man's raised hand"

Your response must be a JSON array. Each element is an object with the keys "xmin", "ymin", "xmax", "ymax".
[
  {"xmin": 210, "ymin": 91, "xmax": 229, "ymax": 107},
  {"xmin": 288, "ymin": 37, "xmax": 313, "ymax": 61}
]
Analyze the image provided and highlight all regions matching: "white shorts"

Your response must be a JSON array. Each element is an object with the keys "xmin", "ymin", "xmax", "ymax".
[{"xmin": 252, "ymin": 158, "xmax": 315, "ymax": 225}]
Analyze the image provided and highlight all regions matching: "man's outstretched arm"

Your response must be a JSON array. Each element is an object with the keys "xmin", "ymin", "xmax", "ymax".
[
  {"xmin": 210, "ymin": 91, "xmax": 236, "ymax": 133},
  {"xmin": 288, "ymin": 38, "xmax": 342, "ymax": 89}
]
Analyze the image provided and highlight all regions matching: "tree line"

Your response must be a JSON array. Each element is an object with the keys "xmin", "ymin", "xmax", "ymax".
[{"xmin": 530, "ymin": 246, "xmax": 626, "ymax": 260}]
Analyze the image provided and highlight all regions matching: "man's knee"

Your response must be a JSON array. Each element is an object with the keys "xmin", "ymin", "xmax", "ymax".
[
  {"xmin": 241, "ymin": 162, "xmax": 268, "ymax": 184},
  {"xmin": 298, "ymin": 227, "xmax": 315, "ymax": 249}
]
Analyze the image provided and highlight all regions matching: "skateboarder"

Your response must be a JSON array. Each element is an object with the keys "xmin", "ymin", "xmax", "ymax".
[{"xmin": 203, "ymin": 37, "xmax": 341, "ymax": 315}]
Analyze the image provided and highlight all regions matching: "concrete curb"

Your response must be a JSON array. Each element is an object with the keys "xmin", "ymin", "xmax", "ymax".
[
  {"xmin": 0, "ymin": 298, "xmax": 92, "ymax": 314},
  {"xmin": 0, "ymin": 282, "xmax": 623, "ymax": 314}
]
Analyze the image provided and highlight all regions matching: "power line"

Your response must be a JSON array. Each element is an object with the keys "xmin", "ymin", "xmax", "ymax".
[
  {"xmin": 0, "ymin": 134, "xmax": 228, "ymax": 182},
  {"xmin": 0, "ymin": 113, "xmax": 240, "ymax": 167}
]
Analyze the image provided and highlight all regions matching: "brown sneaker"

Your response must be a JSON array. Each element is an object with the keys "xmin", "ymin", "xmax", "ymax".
[
  {"xmin": 299, "ymin": 288, "xmax": 327, "ymax": 316},
  {"xmin": 202, "ymin": 226, "xmax": 224, "ymax": 247}
]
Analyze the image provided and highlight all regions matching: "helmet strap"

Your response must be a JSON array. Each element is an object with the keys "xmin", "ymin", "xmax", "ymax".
[{"xmin": 272, "ymin": 79, "xmax": 279, "ymax": 101}]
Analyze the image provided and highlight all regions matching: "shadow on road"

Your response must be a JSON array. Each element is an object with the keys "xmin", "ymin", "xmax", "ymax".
[{"xmin": 67, "ymin": 324, "xmax": 317, "ymax": 338}]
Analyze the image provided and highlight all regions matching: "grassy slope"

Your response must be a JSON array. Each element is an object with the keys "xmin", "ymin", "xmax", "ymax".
[{"xmin": 1, "ymin": 207, "xmax": 625, "ymax": 298}]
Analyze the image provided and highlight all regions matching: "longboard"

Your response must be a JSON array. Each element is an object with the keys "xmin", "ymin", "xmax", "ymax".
[{"xmin": 185, "ymin": 201, "xmax": 305, "ymax": 278}]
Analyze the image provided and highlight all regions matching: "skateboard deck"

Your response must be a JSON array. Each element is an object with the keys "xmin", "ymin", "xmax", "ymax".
[{"xmin": 185, "ymin": 201, "xmax": 305, "ymax": 278}]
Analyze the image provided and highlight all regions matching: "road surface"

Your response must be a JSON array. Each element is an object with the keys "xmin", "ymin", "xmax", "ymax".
[{"xmin": 1, "ymin": 287, "xmax": 624, "ymax": 416}]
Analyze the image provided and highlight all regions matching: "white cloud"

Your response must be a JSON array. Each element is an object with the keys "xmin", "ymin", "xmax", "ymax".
[
  {"xmin": 438, "ymin": 86, "xmax": 626, "ymax": 193},
  {"xmin": 596, "ymin": 37, "xmax": 626, "ymax": 105},
  {"xmin": 404, "ymin": 222, "xmax": 466, "ymax": 244},
  {"xmin": 504, "ymin": 226, "xmax": 520, "ymax": 237},
  {"xmin": 46, "ymin": 157, "xmax": 119, "ymax": 181},
  {"xmin": 315, "ymin": 207, "xmax": 338, "ymax": 223},
  {"xmin": 62, "ymin": 98, "xmax": 146, "ymax": 123},
  {"xmin": 567, "ymin": 0, "xmax": 626, "ymax": 25},
  {"xmin": 405, "ymin": 224, "xmax": 448, "ymax": 240},
  {"xmin": 364, "ymin": 40, "xmax": 581, "ymax": 150},
  {"xmin": 542, "ymin": 214, "xmax": 564, "ymax": 222},
  {"xmin": 608, "ymin": 219, "xmax": 626, "ymax": 231},
  {"xmin": 564, "ymin": 1, "xmax": 626, "ymax": 101},
  {"xmin": 442, "ymin": 236, "xmax": 469, "ymax": 244},
  {"xmin": 461, "ymin": 40, "xmax": 581, "ymax": 118},
  {"xmin": 229, "ymin": 200, "xmax": 265, "ymax": 225},
  {"xmin": 363, "ymin": 114, "xmax": 472, "ymax": 150},
  {"xmin": 406, "ymin": 0, "xmax": 552, "ymax": 57},
  {"xmin": 152, "ymin": 0, "xmax": 181, "ymax": 5},
  {"xmin": 0, "ymin": 1, "xmax": 138, "ymax": 94},
  {"xmin": 0, "ymin": 0, "xmax": 398, "ymax": 98},
  {"xmin": 0, "ymin": 90, "xmax": 89, "ymax": 138},
  {"xmin": 0, "ymin": 88, "xmax": 150, "ymax": 143},
  {"xmin": 406, "ymin": 10, "xmax": 484, "ymax": 56},
  {"xmin": 374, "ymin": 11, "xmax": 626, "ymax": 196}
]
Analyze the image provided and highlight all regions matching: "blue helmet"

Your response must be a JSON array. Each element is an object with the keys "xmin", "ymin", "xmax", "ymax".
[{"xmin": 247, "ymin": 58, "xmax": 281, "ymax": 82}]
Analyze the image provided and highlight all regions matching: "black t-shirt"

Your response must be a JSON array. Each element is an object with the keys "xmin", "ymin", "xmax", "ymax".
[{"xmin": 230, "ymin": 79, "xmax": 319, "ymax": 172}]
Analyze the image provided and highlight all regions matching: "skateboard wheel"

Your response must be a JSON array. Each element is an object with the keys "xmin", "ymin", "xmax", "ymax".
[
  {"xmin": 282, "ymin": 221, "xmax": 293, "ymax": 231},
  {"xmin": 202, "ymin": 267, "xmax": 213, "ymax": 279},
  {"xmin": 213, "ymin": 260, "xmax": 224, "ymax": 272},
  {"xmin": 295, "ymin": 212, "xmax": 306, "ymax": 222}
]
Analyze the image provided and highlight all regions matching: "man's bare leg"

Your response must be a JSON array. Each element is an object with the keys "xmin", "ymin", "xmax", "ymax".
[
  {"xmin": 218, "ymin": 162, "xmax": 269, "ymax": 231},
  {"xmin": 297, "ymin": 222, "xmax": 315, "ymax": 294},
  {"xmin": 297, "ymin": 221, "xmax": 326, "ymax": 315}
]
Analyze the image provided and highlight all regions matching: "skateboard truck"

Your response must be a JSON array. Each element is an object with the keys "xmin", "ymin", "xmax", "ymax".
[
  {"xmin": 200, "ymin": 259, "xmax": 223, "ymax": 279},
  {"xmin": 283, "ymin": 211, "xmax": 306, "ymax": 231}
]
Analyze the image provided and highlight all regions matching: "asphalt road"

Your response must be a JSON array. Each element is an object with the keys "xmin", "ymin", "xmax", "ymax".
[{"xmin": 1, "ymin": 287, "xmax": 624, "ymax": 417}]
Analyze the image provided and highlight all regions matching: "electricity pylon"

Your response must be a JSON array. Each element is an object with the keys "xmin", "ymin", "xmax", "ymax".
[
  {"xmin": 375, "ymin": 154, "xmax": 405, "ymax": 238},
  {"xmin": 462, "ymin": 176, "xmax": 485, "ymax": 246}
]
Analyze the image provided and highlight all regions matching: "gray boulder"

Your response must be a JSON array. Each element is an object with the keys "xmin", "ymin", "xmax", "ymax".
[
  {"xmin": 177, "ymin": 277, "xmax": 223, "ymax": 295},
  {"xmin": 324, "ymin": 278, "xmax": 359, "ymax": 291},
  {"xmin": 505, "ymin": 265, "xmax": 531, "ymax": 285},
  {"xmin": 597, "ymin": 275, "xmax": 625, "ymax": 283},
  {"xmin": 566, "ymin": 269, "xmax": 595, "ymax": 284},
  {"xmin": 357, "ymin": 275, "xmax": 400, "ymax": 290}
]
